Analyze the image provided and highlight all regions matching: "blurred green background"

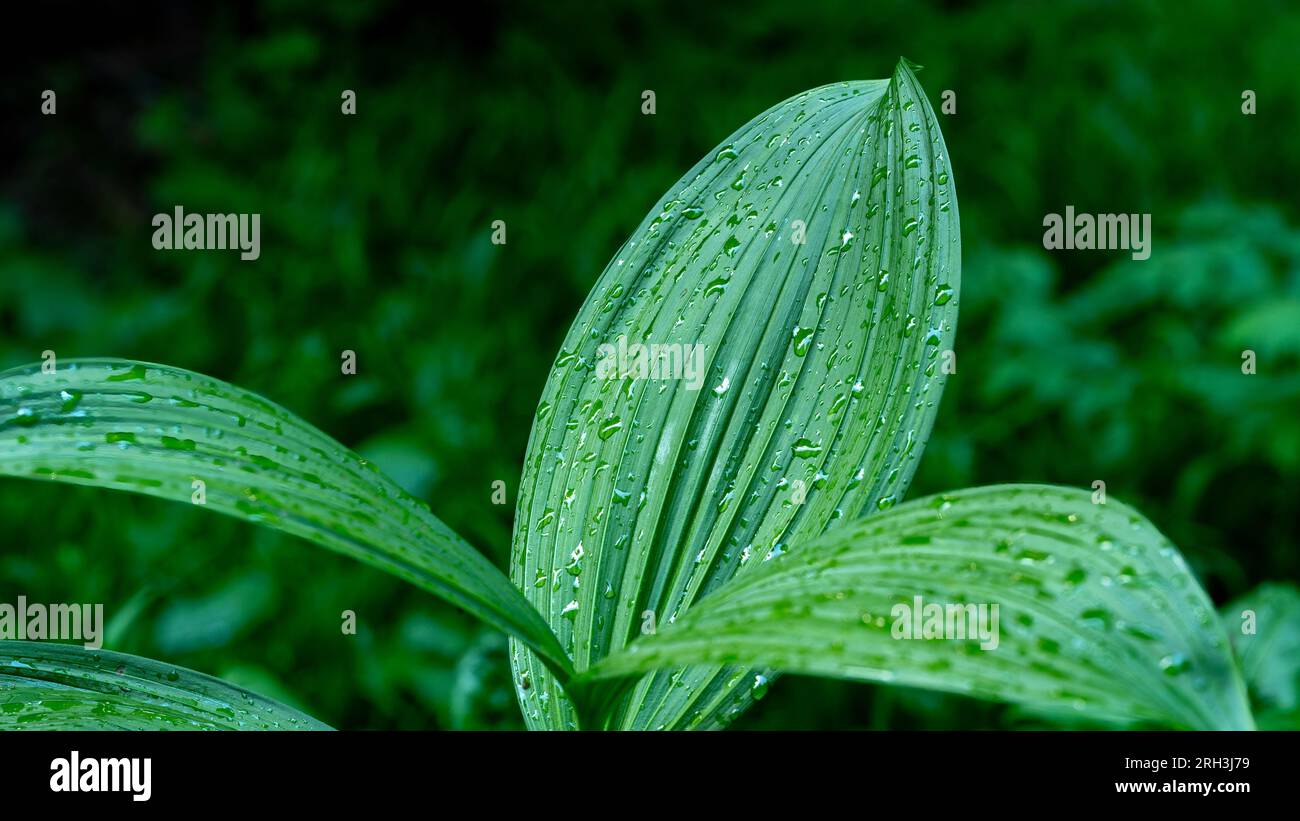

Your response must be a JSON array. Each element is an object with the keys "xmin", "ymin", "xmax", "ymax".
[{"xmin": 2, "ymin": 0, "xmax": 1297, "ymax": 729}]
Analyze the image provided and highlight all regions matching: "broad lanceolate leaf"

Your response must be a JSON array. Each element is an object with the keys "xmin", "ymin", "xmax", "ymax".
[
  {"xmin": 0, "ymin": 359, "xmax": 572, "ymax": 681},
  {"xmin": 583, "ymin": 485, "xmax": 1256, "ymax": 730},
  {"xmin": 0, "ymin": 641, "xmax": 329, "ymax": 730},
  {"xmin": 512, "ymin": 59, "xmax": 959, "ymax": 728}
]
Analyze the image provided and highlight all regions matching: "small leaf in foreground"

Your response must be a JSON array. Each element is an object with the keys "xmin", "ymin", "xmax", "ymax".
[
  {"xmin": 0, "ymin": 641, "xmax": 330, "ymax": 730},
  {"xmin": 1221, "ymin": 582, "xmax": 1300, "ymax": 717}
]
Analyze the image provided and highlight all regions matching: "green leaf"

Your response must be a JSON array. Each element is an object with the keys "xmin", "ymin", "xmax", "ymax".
[
  {"xmin": 511, "ymin": 59, "xmax": 959, "ymax": 728},
  {"xmin": 1221, "ymin": 583, "xmax": 1300, "ymax": 716},
  {"xmin": 0, "ymin": 358, "xmax": 572, "ymax": 681},
  {"xmin": 0, "ymin": 641, "xmax": 330, "ymax": 730},
  {"xmin": 583, "ymin": 485, "xmax": 1255, "ymax": 730}
]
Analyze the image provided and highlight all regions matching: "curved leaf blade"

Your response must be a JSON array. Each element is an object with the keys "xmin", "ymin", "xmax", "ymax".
[
  {"xmin": 0, "ymin": 358, "xmax": 571, "ymax": 680},
  {"xmin": 512, "ymin": 59, "xmax": 959, "ymax": 728},
  {"xmin": 0, "ymin": 641, "xmax": 329, "ymax": 730},
  {"xmin": 584, "ymin": 485, "xmax": 1255, "ymax": 730}
]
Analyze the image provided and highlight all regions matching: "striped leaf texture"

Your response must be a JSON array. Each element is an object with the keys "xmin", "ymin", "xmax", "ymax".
[
  {"xmin": 511, "ymin": 59, "xmax": 959, "ymax": 728},
  {"xmin": 585, "ymin": 486, "xmax": 1256, "ymax": 730},
  {"xmin": 0, "ymin": 641, "xmax": 329, "ymax": 730},
  {"xmin": 0, "ymin": 358, "xmax": 572, "ymax": 684}
]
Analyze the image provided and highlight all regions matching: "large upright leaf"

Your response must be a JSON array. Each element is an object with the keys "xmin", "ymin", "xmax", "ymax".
[
  {"xmin": 0, "ymin": 358, "xmax": 571, "ymax": 681},
  {"xmin": 0, "ymin": 641, "xmax": 329, "ymax": 730},
  {"xmin": 511, "ymin": 59, "xmax": 959, "ymax": 728},
  {"xmin": 583, "ymin": 485, "xmax": 1256, "ymax": 730}
]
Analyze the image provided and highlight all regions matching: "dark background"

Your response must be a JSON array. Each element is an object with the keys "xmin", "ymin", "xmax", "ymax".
[{"xmin": 1, "ymin": 0, "xmax": 1297, "ymax": 729}]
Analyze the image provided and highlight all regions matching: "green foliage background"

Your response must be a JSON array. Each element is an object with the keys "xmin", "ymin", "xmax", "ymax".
[{"xmin": 1, "ymin": 0, "xmax": 1297, "ymax": 729}]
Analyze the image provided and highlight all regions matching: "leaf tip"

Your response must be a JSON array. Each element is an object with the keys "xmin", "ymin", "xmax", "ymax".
[{"xmin": 896, "ymin": 56, "xmax": 924, "ymax": 76}]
